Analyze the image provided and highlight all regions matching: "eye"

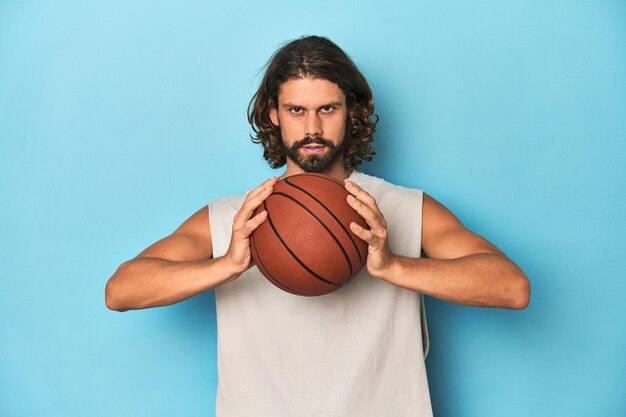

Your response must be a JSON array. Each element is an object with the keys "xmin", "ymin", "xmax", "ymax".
[
  {"xmin": 320, "ymin": 106, "xmax": 335, "ymax": 113},
  {"xmin": 290, "ymin": 107, "xmax": 303, "ymax": 115}
]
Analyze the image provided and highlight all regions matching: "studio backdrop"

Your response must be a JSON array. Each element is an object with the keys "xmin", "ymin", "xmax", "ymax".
[{"xmin": 1, "ymin": 1, "xmax": 624, "ymax": 416}]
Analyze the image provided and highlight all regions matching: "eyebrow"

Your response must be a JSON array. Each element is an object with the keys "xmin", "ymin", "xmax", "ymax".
[{"xmin": 281, "ymin": 101, "xmax": 344, "ymax": 109}]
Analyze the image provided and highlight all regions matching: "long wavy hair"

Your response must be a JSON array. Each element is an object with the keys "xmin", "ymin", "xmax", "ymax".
[{"xmin": 247, "ymin": 35, "xmax": 378, "ymax": 170}]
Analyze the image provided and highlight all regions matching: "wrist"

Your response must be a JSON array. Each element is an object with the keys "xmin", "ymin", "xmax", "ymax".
[
  {"xmin": 217, "ymin": 255, "xmax": 244, "ymax": 283},
  {"xmin": 373, "ymin": 254, "xmax": 401, "ymax": 282}
]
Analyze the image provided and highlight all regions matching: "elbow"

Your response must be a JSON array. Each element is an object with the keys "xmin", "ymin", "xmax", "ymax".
[
  {"xmin": 509, "ymin": 273, "xmax": 531, "ymax": 310},
  {"xmin": 105, "ymin": 279, "xmax": 127, "ymax": 312},
  {"xmin": 105, "ymin": 263, "xmax": 131, "ymax": 312}
]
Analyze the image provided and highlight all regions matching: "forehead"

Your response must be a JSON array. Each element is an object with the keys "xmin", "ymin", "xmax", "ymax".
[{"xmin": 277, "ymin": 77, "xmax": 345, "ymax": 105}]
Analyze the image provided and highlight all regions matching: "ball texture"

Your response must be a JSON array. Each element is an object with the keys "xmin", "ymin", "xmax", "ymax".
[{"xmin": 250, "ymin": 173, "xmax": 369, "ymax": 296}]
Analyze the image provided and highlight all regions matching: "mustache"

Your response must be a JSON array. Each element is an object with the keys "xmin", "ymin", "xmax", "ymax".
[{"xmin": 292, "ymin": 136, "xmax": 335, "ymax": 150}]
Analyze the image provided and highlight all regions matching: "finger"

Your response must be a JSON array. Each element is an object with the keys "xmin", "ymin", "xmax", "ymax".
[
  {"xmin": 233, "ymin": 209, "xmax": 268, "ymax": 241},
  {"xmin": 234, "ymin": 179, "xmax": 276, "ymax": 226},
  {"xmin": 239, "ymin": 178, "xmax": 277, "ymax": 215},
  {"xmin": 245, "ymin": 176, "xmax": 278, "ymax": 201},
  {"xmin": 346, "ymin": 194, "xmax": 375, "ymax": 222},
  {"xmin": 346, "ymin": 194, "xmax": 388, "ymax": 234},
  {"xmin": 344, "ymin": 180, "xmax": 377, "ymax": 208},
  {"xmin": 243, "ymin": 182, "xmax": 274, "ymax": 210},
  {"xmin": 233, "ymin": 186, "xmax": 273, "ymax": 228},
  {"xmin": 234, "ymin": 188, "xmax": 272, "ymax": 228},
  {"xmin": 238, "ymin": 209, "xmax": 268, "ymax": 238},
  {"xmin": 344, "ymin": 180, "xmax": 387, "ymax": 228},
  {"xmin": 349, "ymin": 222, "xmax": 382, "ymax": 247}
]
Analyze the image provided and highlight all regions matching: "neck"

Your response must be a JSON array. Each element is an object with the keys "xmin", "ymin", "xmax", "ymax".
[{"xmin": 280, "ymin": 160, "xmax": 353, "ymax": 182}]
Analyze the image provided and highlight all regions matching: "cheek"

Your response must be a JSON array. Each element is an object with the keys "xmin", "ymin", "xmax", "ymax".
[
  {"xmin": 279, "ymin": 119, "xmax": 299, "ymax": 139},
  {"xmin": 280, "ymin": 123, "xmax": 294, "ymax": 140},
  {"xmin": 325, "ymin": 114, "xmax": 347, "ymax": 135}
]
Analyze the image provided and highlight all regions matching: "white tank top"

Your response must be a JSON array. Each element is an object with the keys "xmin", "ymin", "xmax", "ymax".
[{"xmin": 209, "ymin": 170, "xmax": 432, "ymax": 416}]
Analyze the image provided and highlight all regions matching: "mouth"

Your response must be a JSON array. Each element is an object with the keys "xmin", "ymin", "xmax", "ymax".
[{"xmin": 301, "ymin": 145, "xmax": 327, "ymax": 154}]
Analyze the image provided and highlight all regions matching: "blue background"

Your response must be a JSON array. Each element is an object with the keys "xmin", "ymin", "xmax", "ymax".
[{"xmin": 1, "ymin": 1, "xmax": 624, "ymax": 416}]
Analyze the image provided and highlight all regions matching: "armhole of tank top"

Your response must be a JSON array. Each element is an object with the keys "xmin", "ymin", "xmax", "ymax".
[
  {"xmin": 421, "ymin": 293, "xmax": 430, "ymax": 359},
  {"xmin": 208, "ymin": 199, "xmax": 219, "ymax": 258},
  {"xmin": 208, "ymin": 195, "xmax": 246, "ymax": 258},
  {"xmin": 417, "ymin": 189, "xmax": 430, "ymax": 359}
]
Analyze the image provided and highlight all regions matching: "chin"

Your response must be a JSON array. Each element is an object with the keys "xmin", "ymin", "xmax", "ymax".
[
  {"xmin": 302, "ymin": 166, "xmax": 328, "ymax": 173},
  {"xmin": 293, "ymin": 157, "xmax": 320, "ymax": 171}
]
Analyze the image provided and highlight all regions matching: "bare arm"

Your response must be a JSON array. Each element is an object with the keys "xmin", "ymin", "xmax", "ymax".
[
  {"xmin": 104, "ymin": 228, "xmax": 234, "ymax": 312},
  {"xmin": 345, "ymin": 181, "xmax": 530, "ymax": 310},
  {"xmin": 387, "ymin": 193, "xmax": 529, "ymax": 309},
  {"xmin": 105, "ymin": 177, "xmax": 277, "ymax": 312}
]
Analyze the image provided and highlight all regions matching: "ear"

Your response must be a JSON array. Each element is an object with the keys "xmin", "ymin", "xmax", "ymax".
[{"xmin": 269, "ymin": 106, "xmax": 279, "ymax": 127}]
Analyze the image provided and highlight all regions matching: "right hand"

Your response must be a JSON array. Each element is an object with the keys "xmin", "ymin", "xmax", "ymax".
[{"xmin": 222, "ymin": 176, "xmax": 278, "ymax": 278}]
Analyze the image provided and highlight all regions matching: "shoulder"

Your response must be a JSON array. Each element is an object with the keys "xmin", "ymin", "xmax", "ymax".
[
  {"xmin": 421, "ymin": 191, "xmax": 505, "ymax": 258},
  {"xmin": 353, "ymin": 171, "xmax": 423, "ymax": 202},
  {"xmin": 208, "ymin": 194, "xmax": 246, "ymax": 212},
  {"xmin": 174, "ymin": 194, "xmax": 245, "ymax": 245},
  {"xmin": 421, "ymin": 191, "xmax": 460, "ymax": 234}
]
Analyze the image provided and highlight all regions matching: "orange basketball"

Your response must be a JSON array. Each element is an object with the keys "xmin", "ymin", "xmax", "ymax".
[{"xmin": 250, "ymin": 173, "xmax": 369, "ymax": 296}]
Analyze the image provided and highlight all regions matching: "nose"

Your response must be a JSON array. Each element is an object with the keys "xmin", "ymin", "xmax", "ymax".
[{"xmin": 304, "ymin": 111, "xmax": 322, "ymax": 138}]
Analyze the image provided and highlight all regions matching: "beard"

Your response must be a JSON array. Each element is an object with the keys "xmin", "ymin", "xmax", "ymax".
[{"xmin": 280, "ymin": 134, "xmax": 348, "ymax": 173}]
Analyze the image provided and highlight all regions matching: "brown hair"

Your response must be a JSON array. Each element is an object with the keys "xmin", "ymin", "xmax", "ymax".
[{"xmin": 247, "ymin": 35, "xmax": 378, "ymax": 170}]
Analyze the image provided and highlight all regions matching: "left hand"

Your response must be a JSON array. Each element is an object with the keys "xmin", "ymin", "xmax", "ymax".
[{"xmin": 344, "ymin": 179, "xmax": 396, "ymax": 279}]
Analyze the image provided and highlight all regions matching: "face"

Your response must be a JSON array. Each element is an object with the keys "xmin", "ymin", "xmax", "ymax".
[{"xmin": 269, "ymin": 77, "xmax": 348, "ymax": 173}]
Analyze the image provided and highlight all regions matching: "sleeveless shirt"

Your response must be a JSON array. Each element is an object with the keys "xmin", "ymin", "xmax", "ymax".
[{"xmin": 208, "ymin": 171, "xmax": 433, "ymax": 416}]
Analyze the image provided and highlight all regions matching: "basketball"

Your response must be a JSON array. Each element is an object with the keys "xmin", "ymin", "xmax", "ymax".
[{"xmin": 250, "ymin": 173, "xmax": 369, "ymax": 296}]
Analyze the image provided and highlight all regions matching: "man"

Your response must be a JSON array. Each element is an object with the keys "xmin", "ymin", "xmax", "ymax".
[{"xmin": 105, "ymin": 35, "xmax": 530, "ymax": 416}]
